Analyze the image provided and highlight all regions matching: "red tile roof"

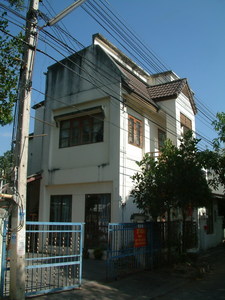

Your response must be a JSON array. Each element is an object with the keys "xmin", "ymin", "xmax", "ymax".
[
  {"xmin": 147, "ymin": 79, "xmax": 187, "ymax": 100},
  {"xmin": 118, "ymin": 64, "xmax": 158, "ymax": 109},
  {"xmin": 113, "ymin": 62, "xmax": 197, "ymax": 114}
]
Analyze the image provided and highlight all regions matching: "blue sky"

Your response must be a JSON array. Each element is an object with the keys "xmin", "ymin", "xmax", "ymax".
[{"xmin": 0, "ymin": 0, "xmax": 225, "ymax": 155}]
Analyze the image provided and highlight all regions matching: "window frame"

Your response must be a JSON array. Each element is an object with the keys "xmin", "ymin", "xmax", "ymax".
[
  {"xmin": 50, "ymin": 195, "xmax": 72, "ymax": 222},
  {"xmin": 59, "ymin": 112, "xmax": 104, "ymax": 148},
  {"xmin": 180, "ymin": 112, "xmax": 192, "ymax": 135},
  {"xmin": 49, "ymin": 195, "xmax": 72, "ymax": 246},
  {"xmin": 128, "ymin": 115, "xmax": 143, "ymax": 148},
  {"xmin": 158, "ymin": 129, "xmax": 166, "ymax": 151}
]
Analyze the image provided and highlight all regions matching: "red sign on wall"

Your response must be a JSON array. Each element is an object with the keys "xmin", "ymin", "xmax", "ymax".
[{"xmin": 134, "ymin": 228, "xmax": 147, "ymax": 248}]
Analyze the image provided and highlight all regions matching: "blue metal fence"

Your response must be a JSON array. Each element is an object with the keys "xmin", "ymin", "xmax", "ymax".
[
  {"xmin": 1, "ymin": 221, "xmax": 84, "ymax": 298},
  {"xmin": 107, "ymin": 223, "xmax": 153, "ymax": 279},
  {"xmin": 1, "ymin": 220, "xmax": 9, "ymax": 298},
  {"xmin": 25, "ymin": 222, "xmax": 84, "ymax": 296},
  {"xmin": 106, "ymin": 221, "xmax": 197, "ymax": 279}
]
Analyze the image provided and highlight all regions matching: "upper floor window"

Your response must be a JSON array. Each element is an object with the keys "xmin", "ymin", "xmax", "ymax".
[
  {"xmin": 59, "ymin": 113, "xmax": 104, "ymax": 148},
  {"xmin": 158, "ymin": 129, "xmax": 166, "ymax": 150},
  {"xmin": 180, "ymin": 113, "xmax": 192, "ymax": 135},
  {"xmin": 128, "ymin": 115, "xmax": 142, "ymax": 147}
]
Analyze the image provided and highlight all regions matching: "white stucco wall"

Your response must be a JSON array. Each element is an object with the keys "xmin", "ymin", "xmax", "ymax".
[
  {"xmin": 38, "ymin": 182, "xmax": 115, "ymax": 222},
  {"xmin": 35, "ymin": 45, "xmax": 124, "ymax": 224},
  {"xmin": 119, "ymin": 106, "xmax": 143, "ymax": 222},
  {"xmin": 199, "ymin": 216, "xmax": 223, "ymax": 250},
  {"xmin": 31, "ymin": 43, "xmax": 198, "ymax": 228}
]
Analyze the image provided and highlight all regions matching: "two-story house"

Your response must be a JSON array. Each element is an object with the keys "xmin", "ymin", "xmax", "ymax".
[{"xmin": 28, "ymin": 34, "xmax": 198, "ymax": 250}]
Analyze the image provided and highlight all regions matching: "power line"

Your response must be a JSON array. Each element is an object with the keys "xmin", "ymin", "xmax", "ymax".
[
  {"xmin": 2, "ymin": 22, "xmax": 213, "ymax": 150},
  {"xmin": 30, "ymin": 43, "xmax": 213, "ymax": 151},
  {"xmin": 2, "ymin": 1, "xmax": 217, "ymax": 137},
  {"xmin": 0, "ymin": 27, "xmax": 213, "ymax": 153},
  {"xmin": 1, "ymin": 2, "xmax": 217, "ymax": 151},
  {"xmin": 79, "ymin": 0, "xmax": 217, "ymax": 141},
  {"xmin": 37, "ymin": 25, "xmax": 214, "ymax": 147}
]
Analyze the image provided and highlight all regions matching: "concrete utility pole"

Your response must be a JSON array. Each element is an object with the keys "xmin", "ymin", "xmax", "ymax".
[
  {"xmin": 10, "ymin": 0, "xmax": 39, "ymax": 299},
  {"xmin": 9, "ymin": 1, "xmax": 87, "ymax": 299}
]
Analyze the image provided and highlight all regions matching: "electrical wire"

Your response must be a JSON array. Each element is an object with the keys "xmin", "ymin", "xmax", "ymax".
[
  {"xmin": 0, "ymin": 2, "xmax": 218, "ymax": 152},
  {"xmin": 2, "ymin": 1, "xmax": 217, "ymax": 144},
  {"xmin": 79, "ymin": 0, "xmax": 217, "ymax": 137},
  {"xmin": 0, "ymin": 20, "xmax": 216, "ymax": 153},
  {"xmin": 0, "ymin": 0, "xmax": 219, "ymax": 234},
  {"xmin": 22, "ymin": 24, "xmax": 217, "ymax": 150},
  {"xmin": 36, "ymin": 25, "xmax": 215, "ymax": 148}
]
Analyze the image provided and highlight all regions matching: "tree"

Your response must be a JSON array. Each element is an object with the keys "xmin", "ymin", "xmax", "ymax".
[
  {"xmin": 174, "ymin": 132, "xmax": 212, "ymax": 250},
  {"xmin": 0, "ymin": 0, "xmax": 24, "ymax": 126},
  {"xmin": 211, "ymin": 112, "xmax": 225, "ymax": 189},
  {"xmin": 131, "ymin": 131, "xmax": 212, "ymax": 253},
  {"xmin": 199, "ymin": 112, "xmax": 225, "ymax": 192},
  {"xmin": 131, "ymin": 140, "xmax": 180, "ymax": 259},
  {"xmin": 213, "ymin": 112, "xmax": 225, "ymax": 147},
  {"xmin": 4, "ymin": 0, "xmax": 24, "ymax": 7},
  {"xmin": 0, "ymin": 149, "xmax": 13, "ymax": 183},
  {"xmin": 131, "ymin": 140, "xmax": 178, "ymax": 221}
]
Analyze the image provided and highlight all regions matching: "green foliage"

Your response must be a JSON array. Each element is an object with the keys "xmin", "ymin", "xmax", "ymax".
[
  {"xmin": 131, "ymin": 131, "xmax": 212, "ymax": 220},
  {"xmin": 212, "ymin": 112, "xmax": 225, "ymax": 147},
  {"xmin": 0, "ymin": 1, "xmax": 24, "ymax": 126},
  {"xmin": 3, "ymin": 0, "xmax": 24, "ymax": 10},
  {"xmin": 197, "ymin": 112, "xmax": 225, "ymax": 192},
  {"xmin": 175, "ymin": 132, "xmax": 212, "ymax": 212},
  {"xmin": 0, "ymin": 150, "xmax": 13, "ymax": 183},
  {"xmin": 131, "ymin": 139, "xmax": 179, "ymax": 219},
  {"xmin": 203, "ymin": 112, "xmax": 225, "ymax": 190}
]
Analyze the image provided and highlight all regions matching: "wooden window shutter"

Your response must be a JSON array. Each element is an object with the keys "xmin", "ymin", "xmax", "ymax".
[{"xmin": 180, "ymin": 113, "xmax": 192, "ymax": 130}]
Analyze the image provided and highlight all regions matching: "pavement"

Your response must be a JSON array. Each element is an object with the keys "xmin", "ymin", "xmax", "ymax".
[{"xmin": 29, "ymin": 244, "xmax": 225, "ymax": 300}]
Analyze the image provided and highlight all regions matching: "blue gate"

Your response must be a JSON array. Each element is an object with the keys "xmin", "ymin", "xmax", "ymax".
[
  {"xmin": 107, "ymin": 223, "xmax": 153, "ymax": 280},
  {"xmin": 1, "ymin": 221, "xmax": 84, "ymax": 297}
]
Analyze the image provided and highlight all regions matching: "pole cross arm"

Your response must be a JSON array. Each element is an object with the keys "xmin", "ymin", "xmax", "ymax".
[{"xmin": 47, "ymin": 0, "xmax": 87, "ymax": 26}]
